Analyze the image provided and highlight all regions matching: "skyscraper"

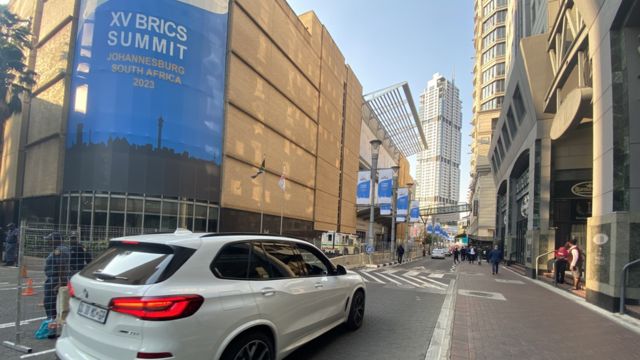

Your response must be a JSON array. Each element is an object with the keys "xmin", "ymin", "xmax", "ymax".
[{"xmin": 415, "ymin": 73, "xmax": 462, "ymax": 224}]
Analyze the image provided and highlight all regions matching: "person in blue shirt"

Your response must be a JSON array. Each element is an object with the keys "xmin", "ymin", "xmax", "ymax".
[
  {"xmin": 43, "ymin": 232, "xmax": 70, "ymax": 324},
  {"xmin": 488, "ymin": 245, "xmax": 503, "ymax": 275}
]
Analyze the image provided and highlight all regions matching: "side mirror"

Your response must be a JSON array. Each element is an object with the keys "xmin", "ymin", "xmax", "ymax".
[{"xmin": 336, "ymin": 264, "xmax": 347, "ymax": 275}]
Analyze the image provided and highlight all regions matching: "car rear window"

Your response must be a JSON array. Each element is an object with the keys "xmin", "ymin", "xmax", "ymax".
[{"xmin": 80, "ymin": 242, "xmax": 195, "ymax": 285}]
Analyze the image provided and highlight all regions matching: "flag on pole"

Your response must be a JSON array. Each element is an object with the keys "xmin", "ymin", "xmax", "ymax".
[
  {"xmin": 278, "ymin": 173, "xmax": 286, "ymax": 191},
  {"xmin": 251, "ymin": 158, "xmax": 266, "ymax": 179}
]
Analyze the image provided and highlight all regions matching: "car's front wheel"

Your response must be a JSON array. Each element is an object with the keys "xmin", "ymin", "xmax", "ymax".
[
  {"xmin": 345, "ymin": 290, "xmax": 365, "ymax": 330},
  {"xmin": 221, "ymin": 330, "xmax": 274, "ymax": 360}
]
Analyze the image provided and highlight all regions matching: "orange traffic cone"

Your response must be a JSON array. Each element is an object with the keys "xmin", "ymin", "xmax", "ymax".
[{"xmin": 22, "ymin": 278, "xmax": 36, "ymax": 296}]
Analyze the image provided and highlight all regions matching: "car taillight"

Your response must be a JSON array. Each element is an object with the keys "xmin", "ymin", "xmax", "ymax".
[
  {"xmin": 68, "ymin": 281, "xmax": 75, "ymax": 298},
  {"xmin": 109, "ymin": 295, "xmax": 203, "ymax": 321}
]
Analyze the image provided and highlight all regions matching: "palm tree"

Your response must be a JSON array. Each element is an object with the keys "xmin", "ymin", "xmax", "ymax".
[{"xmin": 0, "ymin": 5, "xmax": 35, "ymax": 126}]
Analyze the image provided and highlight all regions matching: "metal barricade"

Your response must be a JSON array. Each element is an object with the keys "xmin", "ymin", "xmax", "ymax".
[{"xmin": 1, "ymin": 222, "xmax": 157, "ymax": 354}]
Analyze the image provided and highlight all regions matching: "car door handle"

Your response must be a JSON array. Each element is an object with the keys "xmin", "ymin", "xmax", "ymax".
[
  {"xmin": 261, "ymin": 288, "xmax": 276, "ymax": 297},
  {"xmin": 314, "ymin": 283, "xmax": 324, "ymax": 288}
]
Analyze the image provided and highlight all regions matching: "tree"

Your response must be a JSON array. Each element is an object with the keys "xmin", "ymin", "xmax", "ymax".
[{"xmin": 0, "ymin": 5, "xmax": 35, "ymax": 126}]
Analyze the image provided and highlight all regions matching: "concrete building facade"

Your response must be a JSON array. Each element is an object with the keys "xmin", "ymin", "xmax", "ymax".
[
  {"xmin": 0, "ymin": 0, "xmax": 372, "ymax": 243},
  {"xmin": 489, "ymin": 0, "xmax": 640, "ymax": 312},
  {"xmin": 416, "ymin": 73, "xmax": 462, "ymax": 225},
  {"xmin": 469, "ymin": 0, "xmax": 510, "ymax": 241}
]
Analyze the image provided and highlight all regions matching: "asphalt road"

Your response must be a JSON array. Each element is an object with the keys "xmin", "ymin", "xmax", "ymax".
[{"xmin": 0, "ymin": 256, "xmax": 457, "ymax": 360}]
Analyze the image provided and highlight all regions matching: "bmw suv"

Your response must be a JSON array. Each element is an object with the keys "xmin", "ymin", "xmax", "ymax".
[{"xmin": 56, "ymin": 231, "xmax": 366, "ymax": 360}]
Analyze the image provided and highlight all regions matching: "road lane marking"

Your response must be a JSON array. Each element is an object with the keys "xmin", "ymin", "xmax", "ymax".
[
  {"xmin": 0, "ymin": 316, "xmax": 47, "ymax": 329},
  {"xmin": 404, "ymin": 271, "xmax": 420, "ymax": 277},
  {"xmin": 428, "ymin": 273, "xmax": 444, "ymax": 278},
  {"xmin": 376, "ymin": 273, "xmax": 402, "ymax": 285},
  {"xmin": 382, "ymin": 268, "xmax": 401, "ymax": 274},
  {"xmin": 357, "ymin": 271, "xmax": 385, "ymax": 284},
  {"xmin": 385, "ymin": 273, "xmax": 431, "ymax": 288},
  {"xmin": 401, "ymin": 274, "xmax": 446, "ymax": 290},
  {"xmin": 418, "ymin": 276, "xmax": 448, "ymax": 288},
  {"xmin": 20, "ymin": 348, "xmax": 55, "ymax": 358}
]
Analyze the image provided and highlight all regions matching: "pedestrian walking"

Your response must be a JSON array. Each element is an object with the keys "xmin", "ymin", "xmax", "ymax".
[
  {"xmin": 453, "ymin": 247, "xmax": 460, "ymax": 264},
  {"xmin": 488, "ymin": 245, "xmax": 502, "ymax": 275},
  {"xmin": 396, "ymin": 244, "xmax": 405, "ymax": 264},
  {"xmin": 43, "ymin": 232, "xmax": 70, "ymax": 337},
  {"xmin": 461, "ymin": 247, "xmax": 467, "ymax": 262},
  {"xmin": 568, "ymin": 238, "xmax": 583, "ymax": 290},
  {"xmin": 554, "ymin": 242, "xmax": 569, "ymax": 284},
  {"xmin": 468, "ymin": 246, "xmax": 476, "ymax": 264},
  {"xmin": 68, "ymin": 232, "xmax": 92, "ymax": 276},
  {"xmin": 3, "ymin": 223, "xmax": 19, "ymax": 266}
]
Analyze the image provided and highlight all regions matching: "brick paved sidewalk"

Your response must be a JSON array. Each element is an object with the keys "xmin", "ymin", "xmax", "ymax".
[{"xmin": 450, "ymin": 262, "xmax": 640, "ymax": 360}]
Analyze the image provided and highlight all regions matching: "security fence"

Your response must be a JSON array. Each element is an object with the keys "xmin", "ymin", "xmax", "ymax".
[{"xmin": 2, "ymin": 222, "xmax": 156, "ymax": 354}]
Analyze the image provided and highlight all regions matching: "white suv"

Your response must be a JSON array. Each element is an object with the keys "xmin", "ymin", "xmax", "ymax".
[{"xmin": 56, "ymin": 231, "xmax": 366, "ymax": 360}]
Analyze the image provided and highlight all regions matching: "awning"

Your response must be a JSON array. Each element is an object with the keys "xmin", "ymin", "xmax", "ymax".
[{"xmin": 550, "ymin": 87, "xmax": 593, "ymax": 140}]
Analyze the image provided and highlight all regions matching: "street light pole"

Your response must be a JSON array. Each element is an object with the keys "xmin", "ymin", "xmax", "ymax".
[
  {"xmin": 405, "ymin": 182, "xmax": 414, "ymax": 253},
  {"xmin": 368, "ymin": 139, "xmax": 382, "ymax": 254},
  {"xmin": 390, "ymin": 165, "xmax": 400, "ymax": 255}
]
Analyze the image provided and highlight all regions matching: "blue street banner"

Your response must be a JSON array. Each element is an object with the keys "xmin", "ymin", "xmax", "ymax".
[
  {"xmin": 409, "ymin": 200, "xmax": 420, "ymax": 223},
  {"xmin": 64, "ymin": 0, "xmax": 230, "ymax": 202},
  {"xmin": 397, "ymin": 188, "xmax": 409, "ymax": 216},
  {"xmin": 378, "ymin": 168, "xmax": 393, "ymax": 215},
  {"xmin": 434, "ymin": 223, "xmax": 441, "ymax": 233},
  {"xmin": 356, "ymin": 171, "xmax": 371, "ymax": 205},
  {"xmin": 396, "ymin": 216, "xmax": 406, "ymax": 223},
  {"xmin": 427, "ymin": 224, "xmax": 433, "ymax": 233}
]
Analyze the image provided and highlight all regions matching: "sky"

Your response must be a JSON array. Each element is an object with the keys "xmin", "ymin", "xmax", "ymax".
[{"xmin": 287, "ymin": 0, "xmax": 475, "ymax": 203}]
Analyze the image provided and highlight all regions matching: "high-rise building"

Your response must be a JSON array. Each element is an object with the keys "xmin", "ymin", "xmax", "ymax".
[
  {"xmin": 415, "ymin": 74, "xmax": 462, "ymax": 224},
  {"xmin": 468, "ymin": 0, "xmax": 511, "ymax": 241}
]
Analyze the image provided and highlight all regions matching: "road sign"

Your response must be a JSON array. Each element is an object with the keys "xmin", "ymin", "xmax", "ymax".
[{"xmin": 365, "ymin": 245, "xmax": 374, "ymax": 254}]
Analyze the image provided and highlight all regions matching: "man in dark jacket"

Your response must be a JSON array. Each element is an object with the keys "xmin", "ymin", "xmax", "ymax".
[
  {"xmin": 396, "ymin": 244, "xmax": 405, "ymax": 263},
  {"xmin": 488, "ymin": 245, "xmax": 503, "ymax": 275},
  {"xmin": 44, "ymin": 232, "xmax": 70, "ymax": 322},
  {"xmin": 68, "ymin": 232, "xmax": 92, "ymax": 275},
  {"xmin": 3, "ymin": 223, "xmax": 19, "ymax": 266}
]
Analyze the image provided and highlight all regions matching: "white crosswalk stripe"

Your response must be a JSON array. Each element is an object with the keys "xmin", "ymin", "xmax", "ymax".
[
  {"xmin": 355, "ymin": 269, "xmax": 451, "ymax": 290},
  {"xmin": 418, "ymin": 276, "xmax": 448, "ymax": 288},
  {"xmin": 358, "ymin": 271, "xmax": 385, "ymax": 284}
]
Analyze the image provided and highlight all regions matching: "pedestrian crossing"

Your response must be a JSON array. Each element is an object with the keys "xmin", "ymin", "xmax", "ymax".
[{"xmin": 354, "ymin": 266, "xmax": 451, "ymax": 291}]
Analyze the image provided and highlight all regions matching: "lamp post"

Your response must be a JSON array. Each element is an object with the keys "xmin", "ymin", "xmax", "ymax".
[
  {"xmin": 390, "ymin": 165, "xmax": 400, "ymax": 255},
  {"xmin": 368, "ymin": 139, "xmax": 382, "ymax": 254},
  {"xmin": 405, "ymin": 182, "xmax": 414, "ymax": 252}
]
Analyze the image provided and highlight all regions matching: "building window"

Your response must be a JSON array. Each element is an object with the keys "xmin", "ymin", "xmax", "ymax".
[
  {"xmin": 513, "ymin": 86, "xmax": 526, "ymax": 122},
  {"xmin": 497, "ymin": 138, "xmax": 506, "ymax": 159},
  {"xmin": 501, "ymin": 125, "xmax": 511, "ymax": 149},
  {"xmin": 482, "ymin": 42, "xmax": 506, "ymax": 64},
  {"xmin": 506, "ymin": 107, "xmax": 518, "ymax": 138}
]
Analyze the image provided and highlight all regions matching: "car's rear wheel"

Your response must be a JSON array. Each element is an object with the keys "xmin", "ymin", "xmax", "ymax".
[
  {"xmin": 221, "ymin": 330, "xmax": 274, "ymax": 360},
  {"xmin": 345, "ymin": 290, "xmax": 365, "ymax": 330}
]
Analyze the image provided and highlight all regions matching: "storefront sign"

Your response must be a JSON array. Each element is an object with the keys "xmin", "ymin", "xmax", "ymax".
[
  {"xmin": 571, "ymin": 181, "xmax": 593, "ymax": 198},
  {"xmin": 65, "ymin": 0, "xmax": 230, "ymax": 202}
]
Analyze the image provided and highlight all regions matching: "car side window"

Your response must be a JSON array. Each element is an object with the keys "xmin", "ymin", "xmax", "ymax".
[
  {"xmin": 248, "ymin": 242, "xmax": 274, "ymax": 280},
  {"xmin": 296, "ymin": 244, "xmax": 331, "ymax": 276},
  {"xmin": 211, "ymin": 242, "xmax": 250, "ymax": 279},
  {"xmin": 261, "ymin": 242, "xmax": 306, "ymax": 278}
]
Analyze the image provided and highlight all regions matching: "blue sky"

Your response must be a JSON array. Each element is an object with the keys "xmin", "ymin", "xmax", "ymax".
[{"xmin": 287, "ymin": 0, "xmax": 475, "ymax": 202}]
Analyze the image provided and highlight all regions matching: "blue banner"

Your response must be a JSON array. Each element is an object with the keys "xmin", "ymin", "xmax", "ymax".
[
  {"xmin": 64, "ymin": 0, "xmax": 229, "ymax": 201},
  {"xmin": 409, "ymin": 200, "xmax": 420, "ymax": 223},
  {"xmin": 356, "ymin": 171, "xmax": 371, "ymax": 205},
  {"xmin": 397, "ymin": 188, "xmax": 409, "ymax": 216},
  {"xmin": 377, "ymin": 169, "xmax": 393, "ymax": 214},
  {"xmin": 427, "ymin": 224, "xmax": 433, "ymax": 233}
]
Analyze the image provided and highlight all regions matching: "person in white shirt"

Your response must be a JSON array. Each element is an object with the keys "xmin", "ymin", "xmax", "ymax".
[{"xmin": 568, "ymin": 238, "xmax": 582, "ymax": 290}]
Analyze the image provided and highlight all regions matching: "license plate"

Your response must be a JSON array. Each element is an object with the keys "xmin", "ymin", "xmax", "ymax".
[{"xmin": 77, "ymin": 301, "xmax": 109, "ymax": 324}]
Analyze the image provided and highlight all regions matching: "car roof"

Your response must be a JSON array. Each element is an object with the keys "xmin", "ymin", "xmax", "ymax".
[{"xmin": 111, "ymin": 230, "xmax": 312, "ymax": 249}]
